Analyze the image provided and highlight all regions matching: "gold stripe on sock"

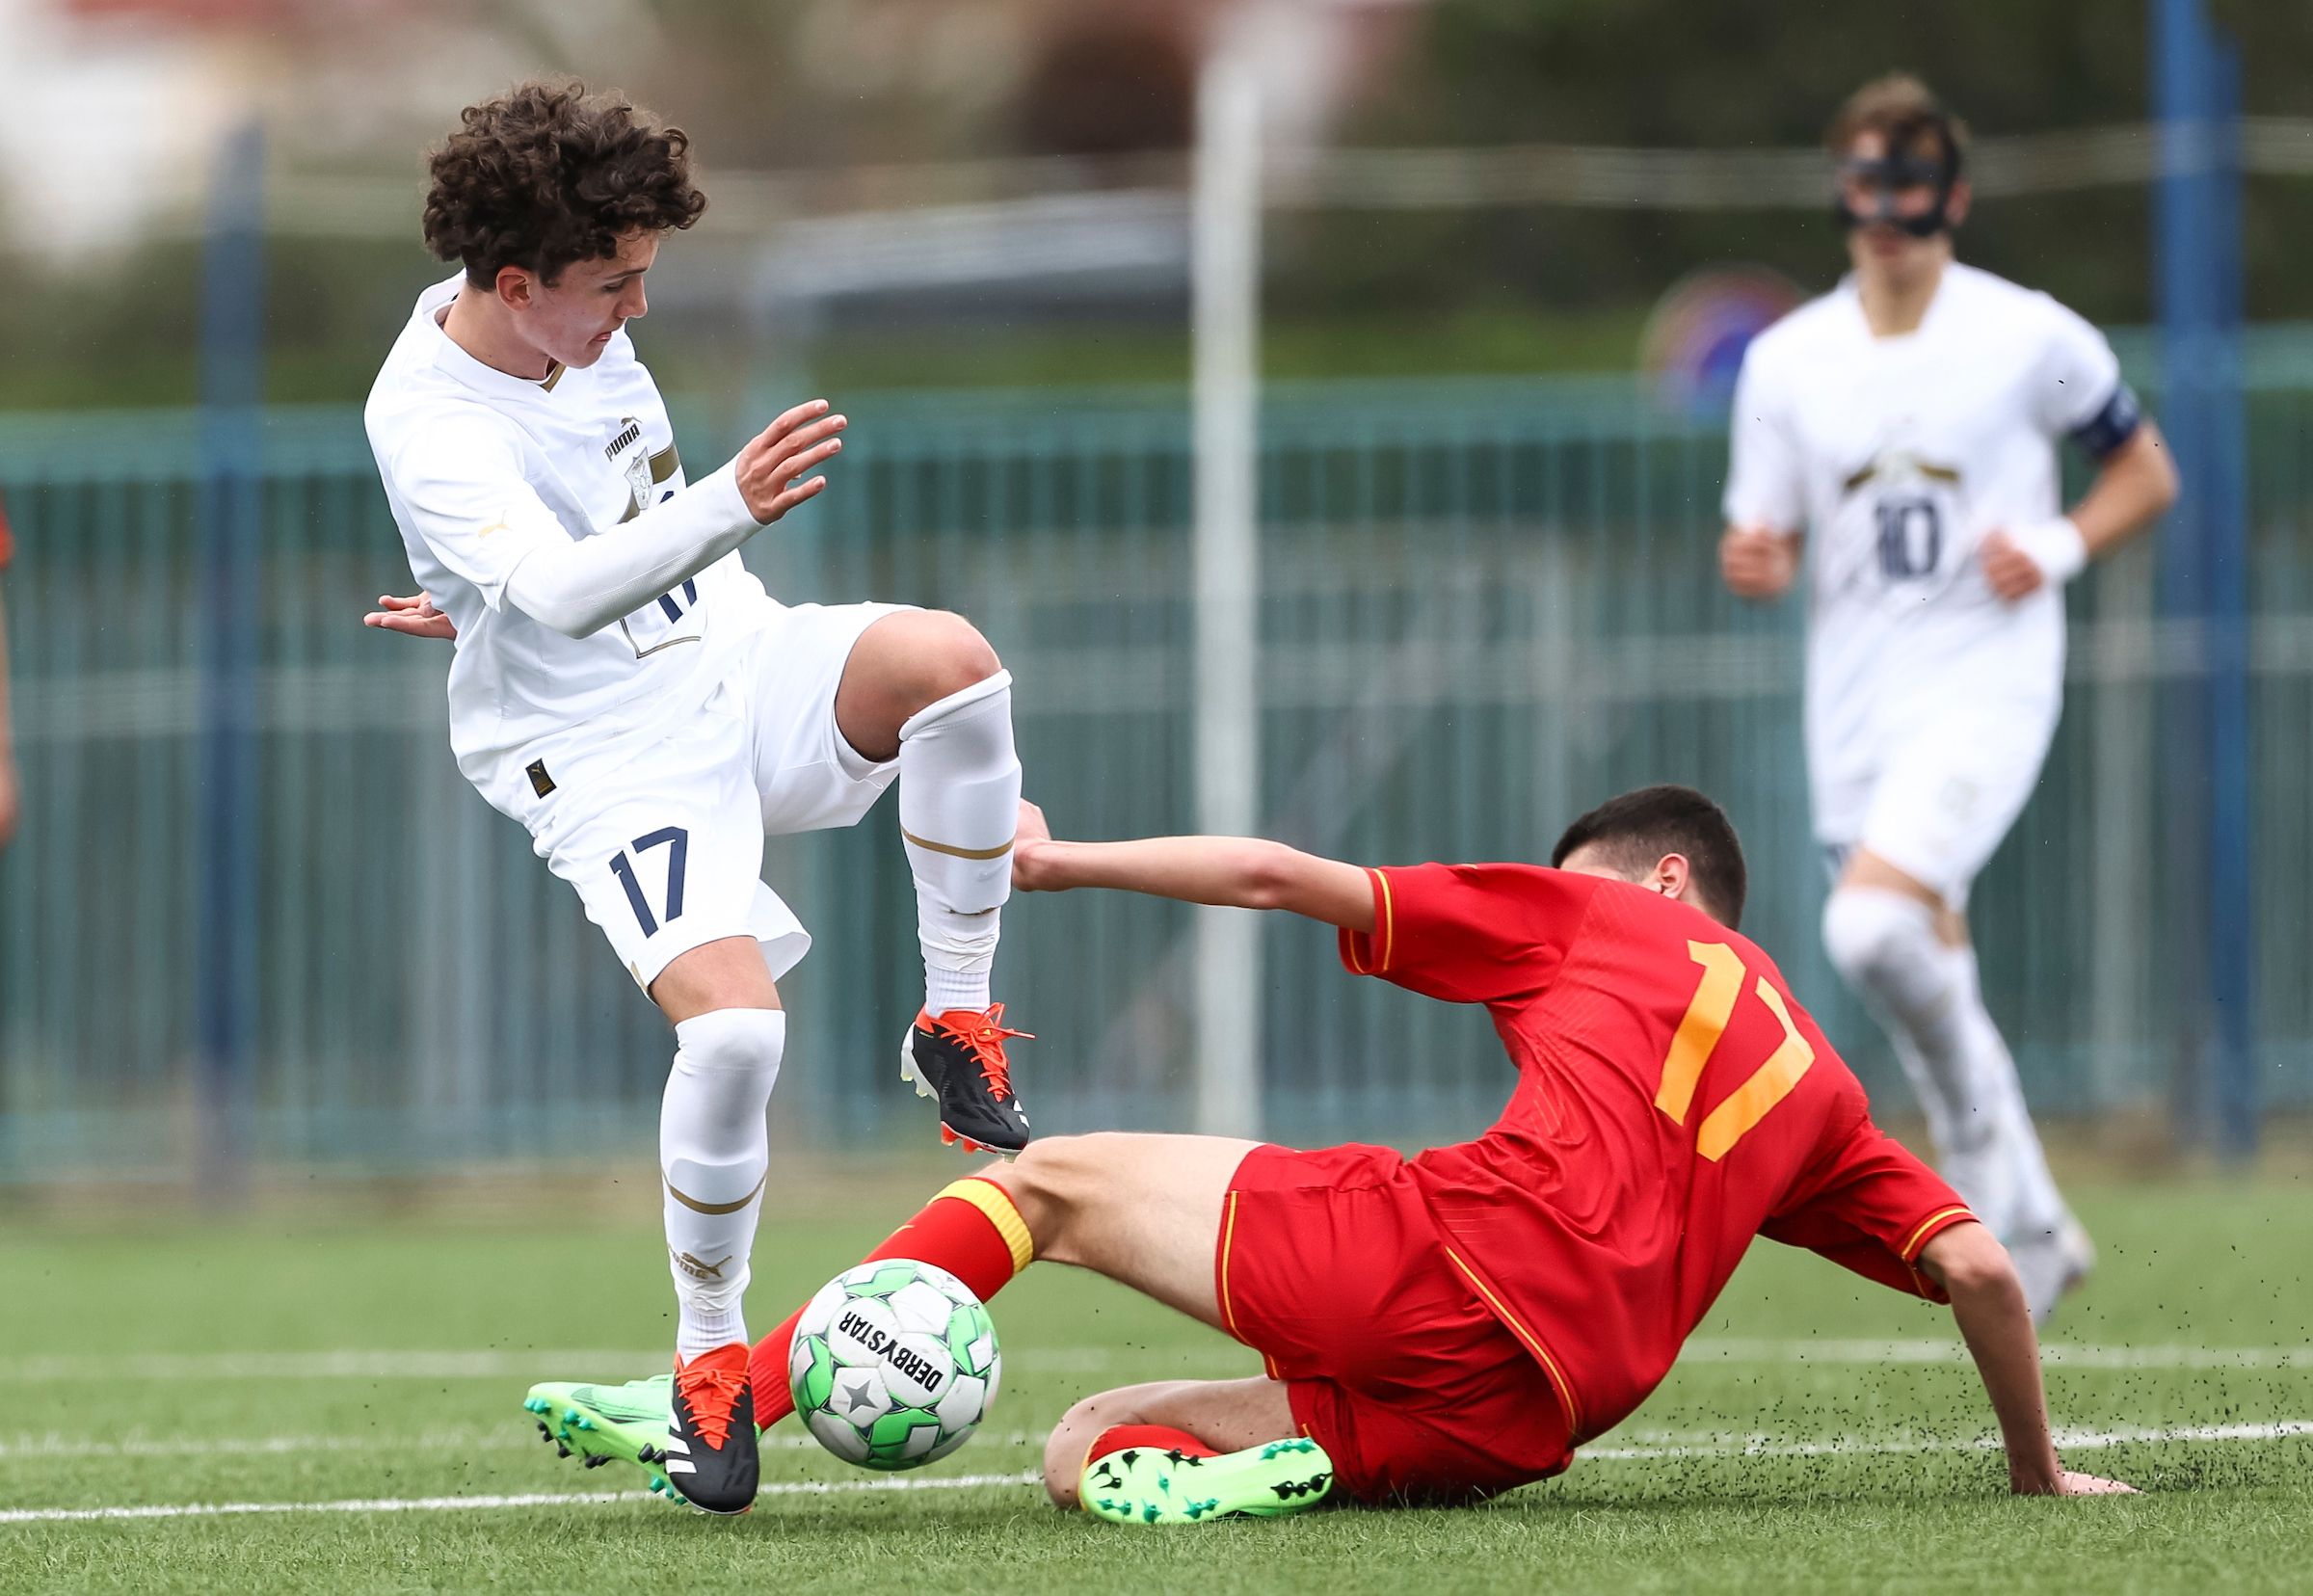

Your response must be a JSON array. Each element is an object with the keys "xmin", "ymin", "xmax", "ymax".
[
  {"xmin": 901, "ymin": 826, "xmax": 1016, "ymax": 862},
  {"xmin": 665, "ymin": 1171, "xmax": 767, "ymax": 1215},
  {"xmin": 937, "ymin": 1177, "xmax": 1034, "ymax": 1274}
]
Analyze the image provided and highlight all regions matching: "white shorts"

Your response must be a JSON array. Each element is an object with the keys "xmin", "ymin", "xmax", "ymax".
[
  {"xmin": 1813, "ymin": 696, "xmax": 2059, "ymax": 908},
  {"xmin": 513, "ymin": 602, "xmax": 908, "ymax": 991}
]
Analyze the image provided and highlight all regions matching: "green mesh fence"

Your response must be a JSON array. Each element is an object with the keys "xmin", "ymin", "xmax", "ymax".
[{"xmin": 0, "ymin": 372, "xmax": 2304, "ymax": 1177}]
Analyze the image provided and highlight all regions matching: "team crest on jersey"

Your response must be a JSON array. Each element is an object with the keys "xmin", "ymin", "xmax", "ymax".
[
  {"xmin": 608, "ymin": 415, "xmax": 653, "ymax": 504},
  {"xmin": 606, "ymin": 418, "xmax": 682, "ymax": 525},
  {"xmin": 1838, "ymin": 447, "xmax": 1962, "ymax": 499}
]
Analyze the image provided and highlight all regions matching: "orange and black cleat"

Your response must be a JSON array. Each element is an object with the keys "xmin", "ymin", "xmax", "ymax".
[
  {"xmin": 645, "ymin": 1343, "xmax": 758, "ymax": 1515},
  {"xmin": 901, "ymin": 1003, "xmax": 1033, "ymax": 1155}
]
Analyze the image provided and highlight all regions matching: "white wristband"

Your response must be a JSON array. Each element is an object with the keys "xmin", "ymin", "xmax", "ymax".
[{"xmin": 2005, "ymin": 517, "xmax": 2088, "ymax": 587}]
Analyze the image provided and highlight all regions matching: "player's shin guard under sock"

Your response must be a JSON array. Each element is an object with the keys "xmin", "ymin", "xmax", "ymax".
[
  {"xmin": 1821, "ymin": 889, "xmax": 2000, "ymax": 1184},
  {"xmin": 749, "ymin": 1174, "xmax": 1032, "ymax": 1424},
  {"xmin": 897, "ymin": 671, "xmax": 1020, "ymax": 1016},
  {"xmin": 660, "ymin": 1009, "xmax": 784, "ymax": 1360}
]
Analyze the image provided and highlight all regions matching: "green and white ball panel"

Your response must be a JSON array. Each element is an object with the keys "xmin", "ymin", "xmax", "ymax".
[
  {"xmin": 934, "ymin": 1370, "xmax": 986, "ymax": 1435},
  {"xmin": 788, "ymin": 1257, "xmax": 1001, "ymax": 1473},
  {"xmin": 827, "ymin": 1294, "xmax": 904, "ymax": 1369},
  {"xmin": 888, "ymin": 1277, "xmax": 961, "ymax": 1335},
  {"xmin": 788, "ymin": 1331, "xmax": 837, "ymax": 1415},
  {"xmin": 795, "ymin": 1277, "xmax": 850, "ymax": 1340}
]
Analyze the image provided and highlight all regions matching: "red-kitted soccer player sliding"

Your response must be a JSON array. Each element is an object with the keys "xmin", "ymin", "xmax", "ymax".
[{"xmin": 533, "ymin": 785, "xmax": 2133, "ymax": 1518}]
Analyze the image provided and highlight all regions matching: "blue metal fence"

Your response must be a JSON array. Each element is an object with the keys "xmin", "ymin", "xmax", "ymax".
[{"xmin": 2, "ymin": 365, "xmax": 2308, "ymax": 1179}]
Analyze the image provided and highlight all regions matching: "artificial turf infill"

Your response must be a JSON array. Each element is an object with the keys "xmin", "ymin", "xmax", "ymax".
[{"xmin": 1, "ymin": 1176, "xmax": 2306, "ymax": 1595}]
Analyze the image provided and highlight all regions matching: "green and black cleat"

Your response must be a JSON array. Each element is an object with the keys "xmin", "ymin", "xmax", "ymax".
[
  {"xmin": 522, "ymin": 1373, "xmax": 679, "ymax": 1503},
  {"xmin": 1080, "ymin": 1436, "xmax": 1335, "ymax": 1526}
]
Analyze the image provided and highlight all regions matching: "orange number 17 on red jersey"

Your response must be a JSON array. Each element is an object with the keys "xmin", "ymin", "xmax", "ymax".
[{"xmin": 1655, "ymin": 941, "xmax": 1816, "ymax": 1159}]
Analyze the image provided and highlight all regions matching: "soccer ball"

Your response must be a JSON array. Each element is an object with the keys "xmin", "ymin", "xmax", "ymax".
[{"xmin": 788, "ymin": 1259, "xmax": 1001, "ymax": 1471}]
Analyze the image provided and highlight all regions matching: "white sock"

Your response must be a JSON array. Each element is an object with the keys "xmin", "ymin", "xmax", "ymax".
[
  {"xmin": 660, "ymin": 1008, "xmax": 784, "ymax": 1360},
  {"xmin": 1943, "ymin": 943, "xmax": 2070, "ymax": 1241},
  {"xmin": 1821, "ymin": 888, "xmax": 2011, "ymax": 1229},
  {"xmin": 897, "ymin": 669, "xmax": 1020, "ymax": 1017}
]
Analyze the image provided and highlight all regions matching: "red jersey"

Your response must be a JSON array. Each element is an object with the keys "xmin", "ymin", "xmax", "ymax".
[
  {"xmin": 1339, "ymin": 863, "xmax": 1973, "ymax": 1445},
  {"xmin": 0, "ymin": 493, "xmax": 13, "ymax": 571}
]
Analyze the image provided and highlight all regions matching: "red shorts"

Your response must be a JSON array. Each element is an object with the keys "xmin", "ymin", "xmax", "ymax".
[{"xmin": 1215, "ymin": 1142, "xmax": 1574, "ymax": 1505}]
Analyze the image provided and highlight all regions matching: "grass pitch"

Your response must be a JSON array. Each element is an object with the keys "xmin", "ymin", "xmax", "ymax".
[{"xmin": 1, "ymin": 1169, "xmax": 2307, "ymax": 1595}]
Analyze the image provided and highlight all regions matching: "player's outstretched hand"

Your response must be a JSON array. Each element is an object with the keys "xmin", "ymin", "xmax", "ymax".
[
  {"xmin": 1011, "ymin": 799, "xmax": 1061, "ymax": 891},
  {"xmin": 1978, "ymin": 528, "xmax": 2045, "ymax": 601},
  {"xmin": 2017, "ymin": 1469, "xmax": 2139, "ymax": 1496},
  {"xmin": 365, "ymin": 592, "xmax": 458, "ymax": 641},
  {"xmin": 736, "ymin": 400, "xmax": 848, "ymax": 524},
  {"xmin": 1719, "ymin": 525, "xmax": 1798, "ymax": 599}
]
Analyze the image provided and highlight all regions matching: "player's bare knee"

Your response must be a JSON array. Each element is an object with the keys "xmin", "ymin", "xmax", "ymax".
[
  {"xmin": 930, "ymin": 609, "xmax": 1002, "ymax": 684},
  {"xmin": 1042, "ymin": 1382, "xmax": 1177, "ymax": 1507},
  {"xmin": 1041, "ymin": 1390, "xmax": 1115, "ymax": 1505},
  {"xmin": 984, "ymin": 1136, "xmax": 1086, "ymax": 1252},
  {"xmin": 893, "ymin": 610, "xmax": 1001, "ymax": 712},
  {"xmin": 984, "ymin": 1134, "xmax": 1131, "ymax": 1264}
]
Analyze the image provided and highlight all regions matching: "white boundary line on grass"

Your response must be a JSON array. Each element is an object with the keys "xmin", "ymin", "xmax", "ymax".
[
  {"xmin": 1680, "ymin": 1340, "xmax": 2313, "ymax": 1370},
  {"xmin": 4, "ymin": 1421, "xmax": 2307, "ymax": 1525},
  {"xmin": 0, "ymin": 1428, "xmax": 1053, "ymax": 1461},
  {"xmin": 0, "ymin": 1430, "xmax": 514, "ymax": 1460},
  {"xmin": 0, "ymin": 1471, "xmax": 1045, "ymax": 1526},
  {"xmin": 1582, "ymin": 1419, "xmax": 2313, "ymax": 1462}
]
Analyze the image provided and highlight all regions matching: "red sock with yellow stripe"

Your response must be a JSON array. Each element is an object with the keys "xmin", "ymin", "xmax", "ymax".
[{"xmin": 749, "ymin": 1176, "xmax": 1034, "ymax": 1426}]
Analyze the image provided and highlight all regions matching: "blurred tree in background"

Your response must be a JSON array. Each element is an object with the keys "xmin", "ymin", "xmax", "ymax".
[
  {"xmin": 1280, "ymin": 0, "xmax": 2313, "ymax": 332},
  {"xmin": 3, "ymin": 0, "xmax": 2310, "ymax": 409}
]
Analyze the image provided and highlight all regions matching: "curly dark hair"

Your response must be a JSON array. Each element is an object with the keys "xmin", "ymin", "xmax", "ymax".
[{"xmin": 423, "ymin": 80, "xmax": 707, "ymax": 286}]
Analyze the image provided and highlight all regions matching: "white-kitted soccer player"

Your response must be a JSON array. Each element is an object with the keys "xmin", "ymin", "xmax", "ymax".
[
  {"xmin": 362, "ymin": 81, "xmax": 1038, "ymax": 1512},
  {"xmin": 1719, "ymin": 74, "xmax": 2178, "ymax": 1322}
]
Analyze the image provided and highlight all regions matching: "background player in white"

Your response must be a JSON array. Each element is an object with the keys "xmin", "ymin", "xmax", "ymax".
[
  {"xmin": 1719, "ymin": 75, "xmax": 2177, "ymax": 1323},
  {"xmin": 362, "ymin": 81, "xmax": 1036, "ymax": 1510}
]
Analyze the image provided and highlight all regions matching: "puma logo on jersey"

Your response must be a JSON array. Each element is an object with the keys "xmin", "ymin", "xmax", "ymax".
[
  {"xmin": 604, "ymin": 419, "xmax": 643, "ymax": 460},
  {"xmin": 476, "ymin": 519, "xmax": 513, "ymax": 539}
]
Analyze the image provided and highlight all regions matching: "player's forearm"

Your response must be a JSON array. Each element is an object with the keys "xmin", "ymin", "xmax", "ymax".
[
  {"xmin": 2071, "ymin": 421, "xmax": 2177, "ymax": 559},
  {"xmin": 1019, "ymin": 836, "xmax": 1305, "ymax": 906},
  {"xmin": 1931, "ymin": 1230, "xmax": 2064, "ymax": 1493},
  {"xmin": 503, "ymin": 462, "xmax": 763, "ymax": 639},
  {"xmin": 1016, "ymin": 836, "xmax": 1375, "ymax": 929}
]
